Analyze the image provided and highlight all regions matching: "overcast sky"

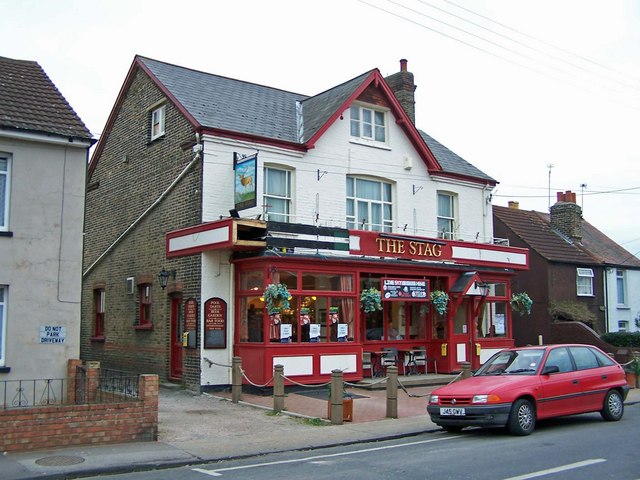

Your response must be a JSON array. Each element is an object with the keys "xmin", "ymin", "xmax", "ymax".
[{"xmin": 2, "ymin": 0, "xmax": 639, "ymax": 258}]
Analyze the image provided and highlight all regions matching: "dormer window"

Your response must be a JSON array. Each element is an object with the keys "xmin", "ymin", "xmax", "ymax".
[
  {"xmin": 350, "ymin": 105, "xmax": 386, "ymax": 143},
  {"xmin": 150, "ymin": 105, "xmax": 166, "ymax": 140}
]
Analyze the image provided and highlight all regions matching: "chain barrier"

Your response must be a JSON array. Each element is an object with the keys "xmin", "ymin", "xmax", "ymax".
[
  {"xmin": 241, "ymin": 369, "xmax": 274, "ymax": 388},
  {"xmin": 203, "ymin": 357, "xmax": 232, "ymax": 369},
  {"xmin": 282, "ymin": 375, "xmax": 331, "ymax": 388}
]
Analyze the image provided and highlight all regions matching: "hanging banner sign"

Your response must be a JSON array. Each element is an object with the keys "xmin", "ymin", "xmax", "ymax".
[
  {"xmin": 234, "ymin": 152, "xmax": 258, "ymax": 211},
  {"xmin": 204, "ymin": 297, "xmax": 227, "ymax": 349},
  {"xmin": 381, "ymin": 278, "xmax": 429, "ymax": 301}
]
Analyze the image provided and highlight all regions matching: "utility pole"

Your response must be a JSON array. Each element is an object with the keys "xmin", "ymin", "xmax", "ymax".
[{"xmin": 547, "ymin": 164, "xmax": 554, "ymax": 211}]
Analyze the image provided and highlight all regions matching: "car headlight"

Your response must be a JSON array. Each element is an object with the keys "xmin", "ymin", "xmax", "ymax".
[
  {"xmin": 472, "ymin": 394, "xmax": 501, "ymax": 404},
  {"xmin": 429, "ymin": 394, "xmax": 439, "ymax": 404}
]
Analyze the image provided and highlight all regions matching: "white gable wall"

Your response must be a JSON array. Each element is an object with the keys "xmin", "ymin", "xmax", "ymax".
[{"xmin": 201, "ymin": 105, "xmax": 493, "ymax": 243}]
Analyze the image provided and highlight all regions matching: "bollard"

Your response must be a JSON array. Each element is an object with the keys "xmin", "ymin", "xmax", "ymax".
[
  {"xmin": 329, "ymin": 369, "xmax": 344, "ymax": 425},
  {"xmin": 231, "ymin": 356, "xmax": 242, "ymax": 403},
  {"xmin": 273, "ymin": 364, "xmax": 285, "ymax": 413},
  {"xmin": 460, "ymin": 361, "xmax": 472, "ymax": 380},
  {"xmin": 386, "ymin": 365, "xmax": 398, "ymax": 418}
]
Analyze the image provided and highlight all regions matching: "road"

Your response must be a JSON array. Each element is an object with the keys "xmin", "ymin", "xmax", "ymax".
[{"xmin": 85, "ymin": 403, "xmax": 640, "ymax": 479}]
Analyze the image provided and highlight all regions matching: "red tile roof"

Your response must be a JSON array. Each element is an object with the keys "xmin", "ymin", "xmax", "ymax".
[
  {"xmin": 493, "ymin": 205, "xmax": 640, "ymax": 268},
  {"xmin": 0, "ymin": 56, "xmax": 92, "ymax": 141}
]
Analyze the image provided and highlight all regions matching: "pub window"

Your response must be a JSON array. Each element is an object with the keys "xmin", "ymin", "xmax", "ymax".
[
  {"xmin": 264, "ymin": 166, "xmax": 293, "ymax": 223},
  {"xmin": 240, "ymin": 296, "xmax": 264, "ymax": 343},
  {"xmin": 137, "ymin": 280, "xmax": 153, "ymax": 329},
  {"xmin": 477, "ymin": 302, "xmax": 508, "ymax": 338},
  {"xmin": 350, "ymin": 104, "xmax": 387, "ymax": 143},
  {"xmin": 437, "ymin": 192, "xmax": 456, "ymax": 239},
  {"xmin": 150, "ymin": 105, "xmax": 166, "ymax": 140},
  {"xmin": 346, "ymin": 176, "xmax": 393, "ymax": 232},
  {"xmin": 93, "ymin": 286, "xmax": 105, "ymax": 340}
]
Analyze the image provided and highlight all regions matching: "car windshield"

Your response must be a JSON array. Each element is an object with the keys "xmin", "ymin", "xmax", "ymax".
[{"xmin": 475, "ymin": 349, "xmax": 545, "ymax": 376}]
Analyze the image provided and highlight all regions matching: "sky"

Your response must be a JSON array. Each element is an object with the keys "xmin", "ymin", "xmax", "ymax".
[{"xmin": 2, "ymin": 0, "xmax": 639, "ymax": 258}]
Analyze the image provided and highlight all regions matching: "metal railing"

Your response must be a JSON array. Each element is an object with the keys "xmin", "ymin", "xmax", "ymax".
[{"xmin": 1, "ymin": 369, "xmax": 140, "ymax": 409}]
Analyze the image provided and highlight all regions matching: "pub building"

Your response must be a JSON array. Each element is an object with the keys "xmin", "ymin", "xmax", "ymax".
[
  {"xmin": 167, "ymin": 219, "xmax": 529, "ymax": 386},
  {"xmin": 83, "ymin": 56, "xmax": 530, "ymax": 391}
]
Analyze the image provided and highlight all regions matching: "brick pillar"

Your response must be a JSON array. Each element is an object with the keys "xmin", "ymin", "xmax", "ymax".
[
  {"xmin": 67, "ymin": 359, "xmax": 82, "ymax": 404},
  {"xmin": 139, "ymin": 374, "xmax": 159, "ymax": 440},
  {"xmin": 85, "ymin": 361, "xmax": 101, "ymax": 403}
]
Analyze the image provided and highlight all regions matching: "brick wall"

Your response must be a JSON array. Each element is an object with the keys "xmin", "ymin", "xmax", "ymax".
[
  {"xmin": 81, "ymin": 67, "xmax": 202, "ymax": 389},
  {"xmin": 0, "ymin": 361, "xmax": 158, "ymax": 453}
]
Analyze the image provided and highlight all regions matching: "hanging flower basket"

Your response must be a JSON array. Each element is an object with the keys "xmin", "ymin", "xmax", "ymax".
[
  {"xmin": 263, "ymin": 283, "xmax": 291, "ymax": 314},
  {"xmin": 510, "ymin": 292, "xmax": 533, "ymax": 316},
  {"xmin": 360, "ymin": 288, "xmax": 382, "ymax": 313},
  {"xmin": 430, "ymin": 290, "xmax": 449, "ymax": 316}
]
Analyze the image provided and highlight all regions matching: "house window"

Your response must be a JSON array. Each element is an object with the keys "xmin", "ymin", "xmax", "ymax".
[
  {"xmin": 350, "ymin": 105, "xmax": 386, "ymax": 143},
  {"xmin": 0, "ymin": 154, "xmax": 10, "ymax": 231},
  {"xmin": 437, "ymin": 192, "xmax": 456, "ymax": 239},
  {"xmin": 0, "ymin": 286, "xmax": 6, "ymax": 366},
  {"xmin": 346, "ymin": 177, "xmax": 393, "ymax": 232},
  {"xmin": 138, "ymin": 282, "xmax": 153, "ymax": 328},
  {"xmin": 150, "ymin": 105, "xmax": 166, "ymax": 140},
  {"xmin": 576, "ymin": 268, "xmax": 594, "ymax": 296},
  {"xmin": 616, "ymin": 269, "xmax": 626, "ymax": 306},
  {"xmin": 264, "ymin": 167, "xmax": 292, "ymax": 222},
  {"xmin": 93, "ymin": 287, "xmax": 105, "ymax": 340},
  {"xmin": 618, "ymin": 321, "xmax": 629, "ymax": 332}
]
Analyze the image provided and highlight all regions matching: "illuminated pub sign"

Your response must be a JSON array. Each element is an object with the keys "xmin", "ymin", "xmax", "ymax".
[
  {"xmin": 381, "ymin": 278, "xmax": 429, "ymax": 301},
  {"xmin": 204, "ymin": 297, "xmax": 227, "ymax": 349}
]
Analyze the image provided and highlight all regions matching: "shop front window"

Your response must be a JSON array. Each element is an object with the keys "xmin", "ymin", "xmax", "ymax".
[
  {"xmin": 240, "ymin": 296, "xmax": 264, "ymax": 342},
  {"xmin": 477, "ymin": 302, "xmax": 508, "ymax": 338}
]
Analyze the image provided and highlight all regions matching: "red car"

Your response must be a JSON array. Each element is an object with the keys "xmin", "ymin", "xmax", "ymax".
[{"xmin": 427, "ymin": 344, "xmax": 629, "ymax": 435}]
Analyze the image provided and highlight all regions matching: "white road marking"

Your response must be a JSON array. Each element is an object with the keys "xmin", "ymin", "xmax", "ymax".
[
  {"xmin": 502, "ymin": 459, "xmax": 607, "ymax": 480},
  {"xmin": 192, "ymin": 435, "xmax": 456, "ymax": 477}
]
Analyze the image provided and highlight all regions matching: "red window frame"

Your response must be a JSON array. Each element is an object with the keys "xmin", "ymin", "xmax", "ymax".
[{"xmin": 136, "ymin": 283, "xmax": 153, "ymax": 329}]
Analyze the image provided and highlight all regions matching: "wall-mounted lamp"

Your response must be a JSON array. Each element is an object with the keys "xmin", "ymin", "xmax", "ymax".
[
  {"xmin": 474, "ymin": 281, "xmax": 490, "ymax": 296},
  {"xmin": 158, "ymin": 268, "xmax": 177, "ymax": 290}
]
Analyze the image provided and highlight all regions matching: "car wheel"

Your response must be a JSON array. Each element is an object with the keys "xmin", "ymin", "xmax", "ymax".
[
  {"xmin": 507, "ymin": 399, "xmax": 536, "ymax": 436},
  {"xmin": 600, "ymin": 389, "xmax": 624, "ymax": 421},
  {"xmin": 442, "ymin": 425, "xmax": 463, "ymax": 433}
]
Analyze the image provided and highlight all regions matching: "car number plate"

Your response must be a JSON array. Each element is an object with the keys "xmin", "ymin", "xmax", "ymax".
[{"xmin": 440, "ymin": 407, "xmax": 465, "ymax": 416}]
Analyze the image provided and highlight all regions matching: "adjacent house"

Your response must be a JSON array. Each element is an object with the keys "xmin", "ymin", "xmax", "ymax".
[
  {"xmin": 0, "ymin": 56, "xmax": 94, "ymax": 380},
  {"xmin": 493, "ymin": 192, "xmax": 640, "ymax": 348},
  {"xmin": 82, "ymin": 56, "xmax": 529, "ymax": 390}
]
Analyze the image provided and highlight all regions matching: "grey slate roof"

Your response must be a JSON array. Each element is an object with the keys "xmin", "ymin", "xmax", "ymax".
[
  {"xmin": 140, "ymin": 57, "xmax": 307, "ymax": 143},
  {"xmin": 493, "ymin": 205, "xmax": 640, "ymax": 268},
  {"xmin": 139, "ymin": 56, "xmax": 494, "ymax": 183},
  {"xmin": 300, "ymin": 71, "xmax": 373, "ymax": 143},
  {"xmin": 419, "ymin": 130, "xmax": 496, "ymax": 183},
  {"xmin": 0, "ymin": 56, "xmax": 92, "ymax": 140}
]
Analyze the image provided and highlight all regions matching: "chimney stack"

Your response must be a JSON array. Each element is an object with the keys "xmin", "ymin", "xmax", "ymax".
[
  {"xmin": 508, "ymin": 201, "xmax": 520, "ymax": 209},
  {"xmin": 385, "ymin": 59, "xmax": 416, "ymax": 124},
  {"xmin": 550, "ymin": 190, "xmax": 582, "ymax": 240}
]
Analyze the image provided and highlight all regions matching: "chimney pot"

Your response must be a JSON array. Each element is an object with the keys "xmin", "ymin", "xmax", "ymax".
[{"xmin": 400, "ymin": 59, "xmax": 408, "ymax": 72}]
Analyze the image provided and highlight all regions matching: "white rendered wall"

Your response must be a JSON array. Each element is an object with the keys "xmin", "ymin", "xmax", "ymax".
[
  {"xmin": 0, "ymin": 136, "xmax": 87, "ymax": 380},
  {"xmin": 201, "ymin": 106, "xmax": 493, "ymax": 243},
  {"xmin": 606, "ymin": 268, "xmax": 640, "ymax": 333}
]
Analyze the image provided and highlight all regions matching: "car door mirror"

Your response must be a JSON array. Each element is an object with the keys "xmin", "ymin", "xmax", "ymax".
[{"xmin": 542, "ymin": 365, "xmax": 560, "ymax": 375}]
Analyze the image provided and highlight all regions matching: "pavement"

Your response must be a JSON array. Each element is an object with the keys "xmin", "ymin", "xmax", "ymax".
[{"xmin": 2, "ymin": 380, "xmax": 639, "ymax": 480}]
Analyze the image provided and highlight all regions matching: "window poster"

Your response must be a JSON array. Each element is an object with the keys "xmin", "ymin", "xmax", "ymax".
[{"xmin": 280, "ymin": 323, "xmax": 292, "ymax": 343}]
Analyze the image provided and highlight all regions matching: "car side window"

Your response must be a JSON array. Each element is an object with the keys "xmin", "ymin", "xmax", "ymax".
[
  {"xmin": 545, "ymin": 347, "xmax": 574, "ymax": 373},
  {"xmin": 569, "ymin": 346, "xmax": 599, "ymax": 370}
]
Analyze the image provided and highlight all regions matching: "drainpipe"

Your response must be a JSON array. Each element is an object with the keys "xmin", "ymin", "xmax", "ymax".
[{"xmin": 83, "ymin": 138, "xmax": 203, "ymax": 278}]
